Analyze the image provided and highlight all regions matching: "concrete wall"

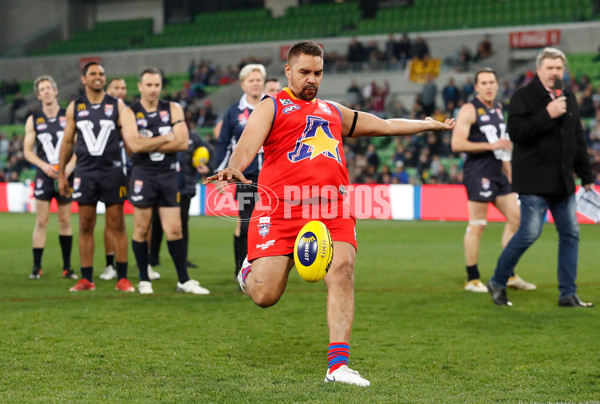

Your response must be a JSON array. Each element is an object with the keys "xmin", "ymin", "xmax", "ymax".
[{"xmin": 0, "ymin": 0, "xmax": 69, "ymax": 54}]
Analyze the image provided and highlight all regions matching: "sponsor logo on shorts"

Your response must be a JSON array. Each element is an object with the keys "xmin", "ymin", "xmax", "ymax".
[
  {"xmin": 73, "ymin": 177, "xmax": 81, "ymax": 191},
  {"xmin": 134, "ymin": 180, "xmax": 143, "ymax": 194},
  {"xmin": 256, "ymin": 240, "xmax": 275, "ymax": 250},
  {"xmin": 131, "ymin": 195, "xmax": 144, "ymax": 202},
  {"xmin": 479, "ymin": 191, "xmax": 492, "ymax": 198},
  {"xmin": 258, "ymin": 223, "xmax": 271, "ymax": 239},
  {"xmin": 36, "ymin": 178, "xmax": 44, "ymax": 189},
  {"xmin": 481, "ymin": 177, "xmax": 490, "ymax": 190},
  {"xmin": 72, "ymin": 192, "xmax": 82, "ymax": 199},
  {"xmin": 34, "ymin": 190, "xmax": 44, "ymax": 196}
]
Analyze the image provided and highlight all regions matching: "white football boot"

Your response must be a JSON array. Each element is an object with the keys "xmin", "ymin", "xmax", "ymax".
[
  {"xmin": 507, "ymin": 275, "xmax": 536, "ymax": 291},
  {"xmin": 237, "ymin": 257, "xmax": 251, "ymax": 294},
  {"xmin": 138, "ymin": 281, "xmax": 154, "ymax": 295},
  {"xmin": 324, "ymin": 365, "xmax": 370, "ymax": 386},
  {"xmin": 464, "ymin": 279, "xmax": 488, "ymax": 292},
  {"xmin": 177, "ymin": 279, "xmax": 210, "ymax": 295},
  {"xmin": 147, "ymin": 264, "xmax": 161, "ymax": 280},
  {"xmin": 99, "ymin": 264, "xmax": 117, "ymax": 280}
]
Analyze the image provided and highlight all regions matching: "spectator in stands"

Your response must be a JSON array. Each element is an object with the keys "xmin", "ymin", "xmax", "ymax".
[
  {"xmin": 365, "ymin": 143, "xmax": 380, "ymax": 170},
  {"xmin": 348, "ymin": 37, "xmax": 367, "ymax": 70},
  {"xmin": 392, "ymin": 160, "xmax": 410, "ymax": 184},
  {"xmin": 10, "ymin": 92, "xmax": 27, "ymax": 124},
  {"xmin": 384, "ymin": 34, "xmax": 400, "ymax": 69},
  {"xmin": 397, "ymin": 33, "xmax": 412, "ymax": 69},
  {"xmin": 442, "ymin": 78, "xmax": 460, "ymax": 112},
  {"xmin": 390, "ymin": 100, "xmax": 409, "ymax": 118},
  {"xmin": 368, "ymin": 80, "xmax": 390, "ymax": 118},
  {"xmin": 579, "ymin": 85, "xmax": 596, "ymax": 118},
  {"xmin": 411, "ymin": 36, "xmax": 430, "ymax": 61},
  {"xmin": 421, "ymin": 75, "xmax": 437, "ymax": 116},
  {"xmin": 346, "ymin": 79, "xmax": 363, "ymax": 108},
  {"xmin": 474, "ymin": 34, "xmax": 493, "ymax": 61}
]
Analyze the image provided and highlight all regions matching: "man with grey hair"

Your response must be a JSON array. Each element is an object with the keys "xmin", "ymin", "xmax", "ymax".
[
  {"xmin": 487, "ymin": 47, "xmax": 594, "ymax": 307},
  {"xmin": 214, "ymin": 64, "xmax": 267, "ymax": 278}
]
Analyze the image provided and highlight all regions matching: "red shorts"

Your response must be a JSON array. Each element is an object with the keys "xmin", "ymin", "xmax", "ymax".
[{"xmin": 247, "ymin": 199, "xmax": 357, "ymax": 261}]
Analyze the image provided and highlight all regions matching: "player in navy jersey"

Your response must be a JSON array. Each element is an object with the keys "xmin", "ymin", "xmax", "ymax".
[
  {"xmin": 121, "ymin": 67, "xmax": 209, "ymax": 295},
  {"xmin": 57, "ymin": 61, "xmax": 134, "ymax": 293},
  {"xmin": 451, "ymin": 68, "xmax": 536, "ymax": 292},
  {"xmin": 23, "ymin": 75, "xmax": 77, "ymax": 280},
  {"xmin": 214, "ymin": 64, "xmax": 266, "ymax": 278}
]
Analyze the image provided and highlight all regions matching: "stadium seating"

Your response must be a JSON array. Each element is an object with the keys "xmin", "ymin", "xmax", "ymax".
[
  {"xmin": 567, "ymin": 53, "xmax": 600, "ymax": 87},
  {"xmin": 32, "ymin": 1, "xmax": 598, "ymax": 55}
]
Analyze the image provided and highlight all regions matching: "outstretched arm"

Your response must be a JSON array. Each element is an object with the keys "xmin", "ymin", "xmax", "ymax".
[{"xmin": 331, "ymin": 101, "xmax": 455, "ymax": 138}]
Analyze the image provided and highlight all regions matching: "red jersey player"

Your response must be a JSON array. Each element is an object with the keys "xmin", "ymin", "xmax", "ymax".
[{"xmin": 204, "ymin": 41, "xmax": 455, "ymax": 386}]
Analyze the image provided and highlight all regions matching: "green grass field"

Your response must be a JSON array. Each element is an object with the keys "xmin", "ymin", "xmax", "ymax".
[{"xmin": 1, "ymin": 213, "xmax": 599, "ymax": 402}]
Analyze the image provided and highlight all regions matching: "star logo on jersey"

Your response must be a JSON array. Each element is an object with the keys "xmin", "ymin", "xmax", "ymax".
[
  {"xmin": 104, "ymin": 104, "xmax": 113, "ymax": 117},
  {"xmin": 287, "ymin": 115, "xmax": 341, "ymax": 164}
]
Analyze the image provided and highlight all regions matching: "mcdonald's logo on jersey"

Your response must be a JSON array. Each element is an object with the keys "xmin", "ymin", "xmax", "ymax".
[
  {"xmin": 287, "ymin": 115, "xmax": 341, "ymax": 164},
  {"xmin": 77, "ymin": 103, "xmax": 87, "ymax": 111}
]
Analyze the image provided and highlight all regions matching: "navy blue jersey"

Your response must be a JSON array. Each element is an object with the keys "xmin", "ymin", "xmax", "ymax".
[
  {"xmin": 32, "ymin": 108, "xmax": 66, "ymax": 166},
  {"xmin": 215, "ymin": 95, "xmax": 263, "ymax": 177},
  {"xmin": 463, "ymin": 98, "xmax": 509, "ymax": 180},
  {"xmin": 129, "ymin": 100, "xmax": 178, "ymax": 172},
  {"xmin": 73, "ymin": 94, "xmax": 122, "ymax": 170}
]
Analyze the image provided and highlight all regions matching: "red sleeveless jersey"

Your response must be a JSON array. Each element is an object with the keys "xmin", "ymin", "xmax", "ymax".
[{"xmin": 258, "ymin": 87, "xmax": 348, "ymax": 200}]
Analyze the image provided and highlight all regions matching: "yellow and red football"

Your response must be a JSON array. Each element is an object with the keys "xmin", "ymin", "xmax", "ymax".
[{"xmin": 293, "ymin": 220, "xmax": 334, "ymax": 282}]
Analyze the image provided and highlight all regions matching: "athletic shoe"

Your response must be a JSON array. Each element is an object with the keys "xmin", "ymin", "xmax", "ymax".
[
  {"xmin": 69, "ymin": 279, "xmax": 96, "ymax": 292},
  {"xmin": 237, "ymin": 257, "xmax": 251, "ymax": 293},
  {"xmin": 148, "ymin": 264, "xmax": 161, "ymax": 280},
  {"xmin": 324, "ymin": 365, "xmax": 370, "ymax": 387},
  {"xmin": 29, "ymin": 268, "xmax": 42, "ymax": 279},
  {"xmin": 62, "ymin": 269, "xmax": 78, "ymax": 279},
  {"xmin": 115, "ymin": 278, "xmax": 135, "ymax": 292},
  {"xmin": 464, "ymin": 279, "xmax": 488, "ymax": 292},
  {"xmin": 138, "ymin": 281, "xmax": 154, "ymax": 295},
  {"xmin": 507, "ymin": 275, "xmax": 537, "ymax": 291},
  {"xmin": 99, "ymin": 264, "xmax": 117, "ymax": 280},
  {"xmin": 176, "ymin": 279, "xmax": 210, "ymax": 295}
]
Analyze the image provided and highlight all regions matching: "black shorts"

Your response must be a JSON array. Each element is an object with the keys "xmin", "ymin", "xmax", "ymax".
[
  {"xmin": 463, "ymin": 173, "xmax": 511, "ymax": 202},
  {"xmin": 33, "ymin": 171, "xmax": 72, "ymax": 203},
  {"xmin": 128, "ymin": 166, "xmax": 180, "ymax": 208},
  {"xmin": 72, "ymin": 167, "xmax": 127, "ymax": 206}
]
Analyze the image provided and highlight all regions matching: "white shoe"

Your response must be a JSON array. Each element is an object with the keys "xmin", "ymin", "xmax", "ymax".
[
  {"xmin": 177, "ymin": 279, "xmax": 210, "ymax": 295},
  {"xmin": 237, "ymin": 256, "xmax": 250, "ymax": 294},
  {"xmin": 99, "ymin": 265, "xmax": 116, "ymax": 280},
  {"xmin": 507, "ymin": 275, "xmax": 537, "ymax": 291},
  {"xmin": 138, "ymin": 281, "xmax": 154, "ymax": 294},
  {"xmin": 147, "ymin": 264, "xmax": 161, "ymax": 280},
  {"xmin": 324, "ymin": 365, "xmax": 370, "ymax": 387},
  {"xmin": 465, "ymin": 279, "xmax": 488, "ymax": 292}
]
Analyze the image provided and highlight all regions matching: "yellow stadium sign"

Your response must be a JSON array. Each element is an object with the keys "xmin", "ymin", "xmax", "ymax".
[{"xmin": 407, "ymin": 58, "xmax": 441, "ymax": 84}]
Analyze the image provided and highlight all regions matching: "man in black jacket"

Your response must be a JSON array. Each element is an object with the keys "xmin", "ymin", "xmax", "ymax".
[{"xmin": 487, "ymin": 47, "xmax": 594, "ymax": 308}]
